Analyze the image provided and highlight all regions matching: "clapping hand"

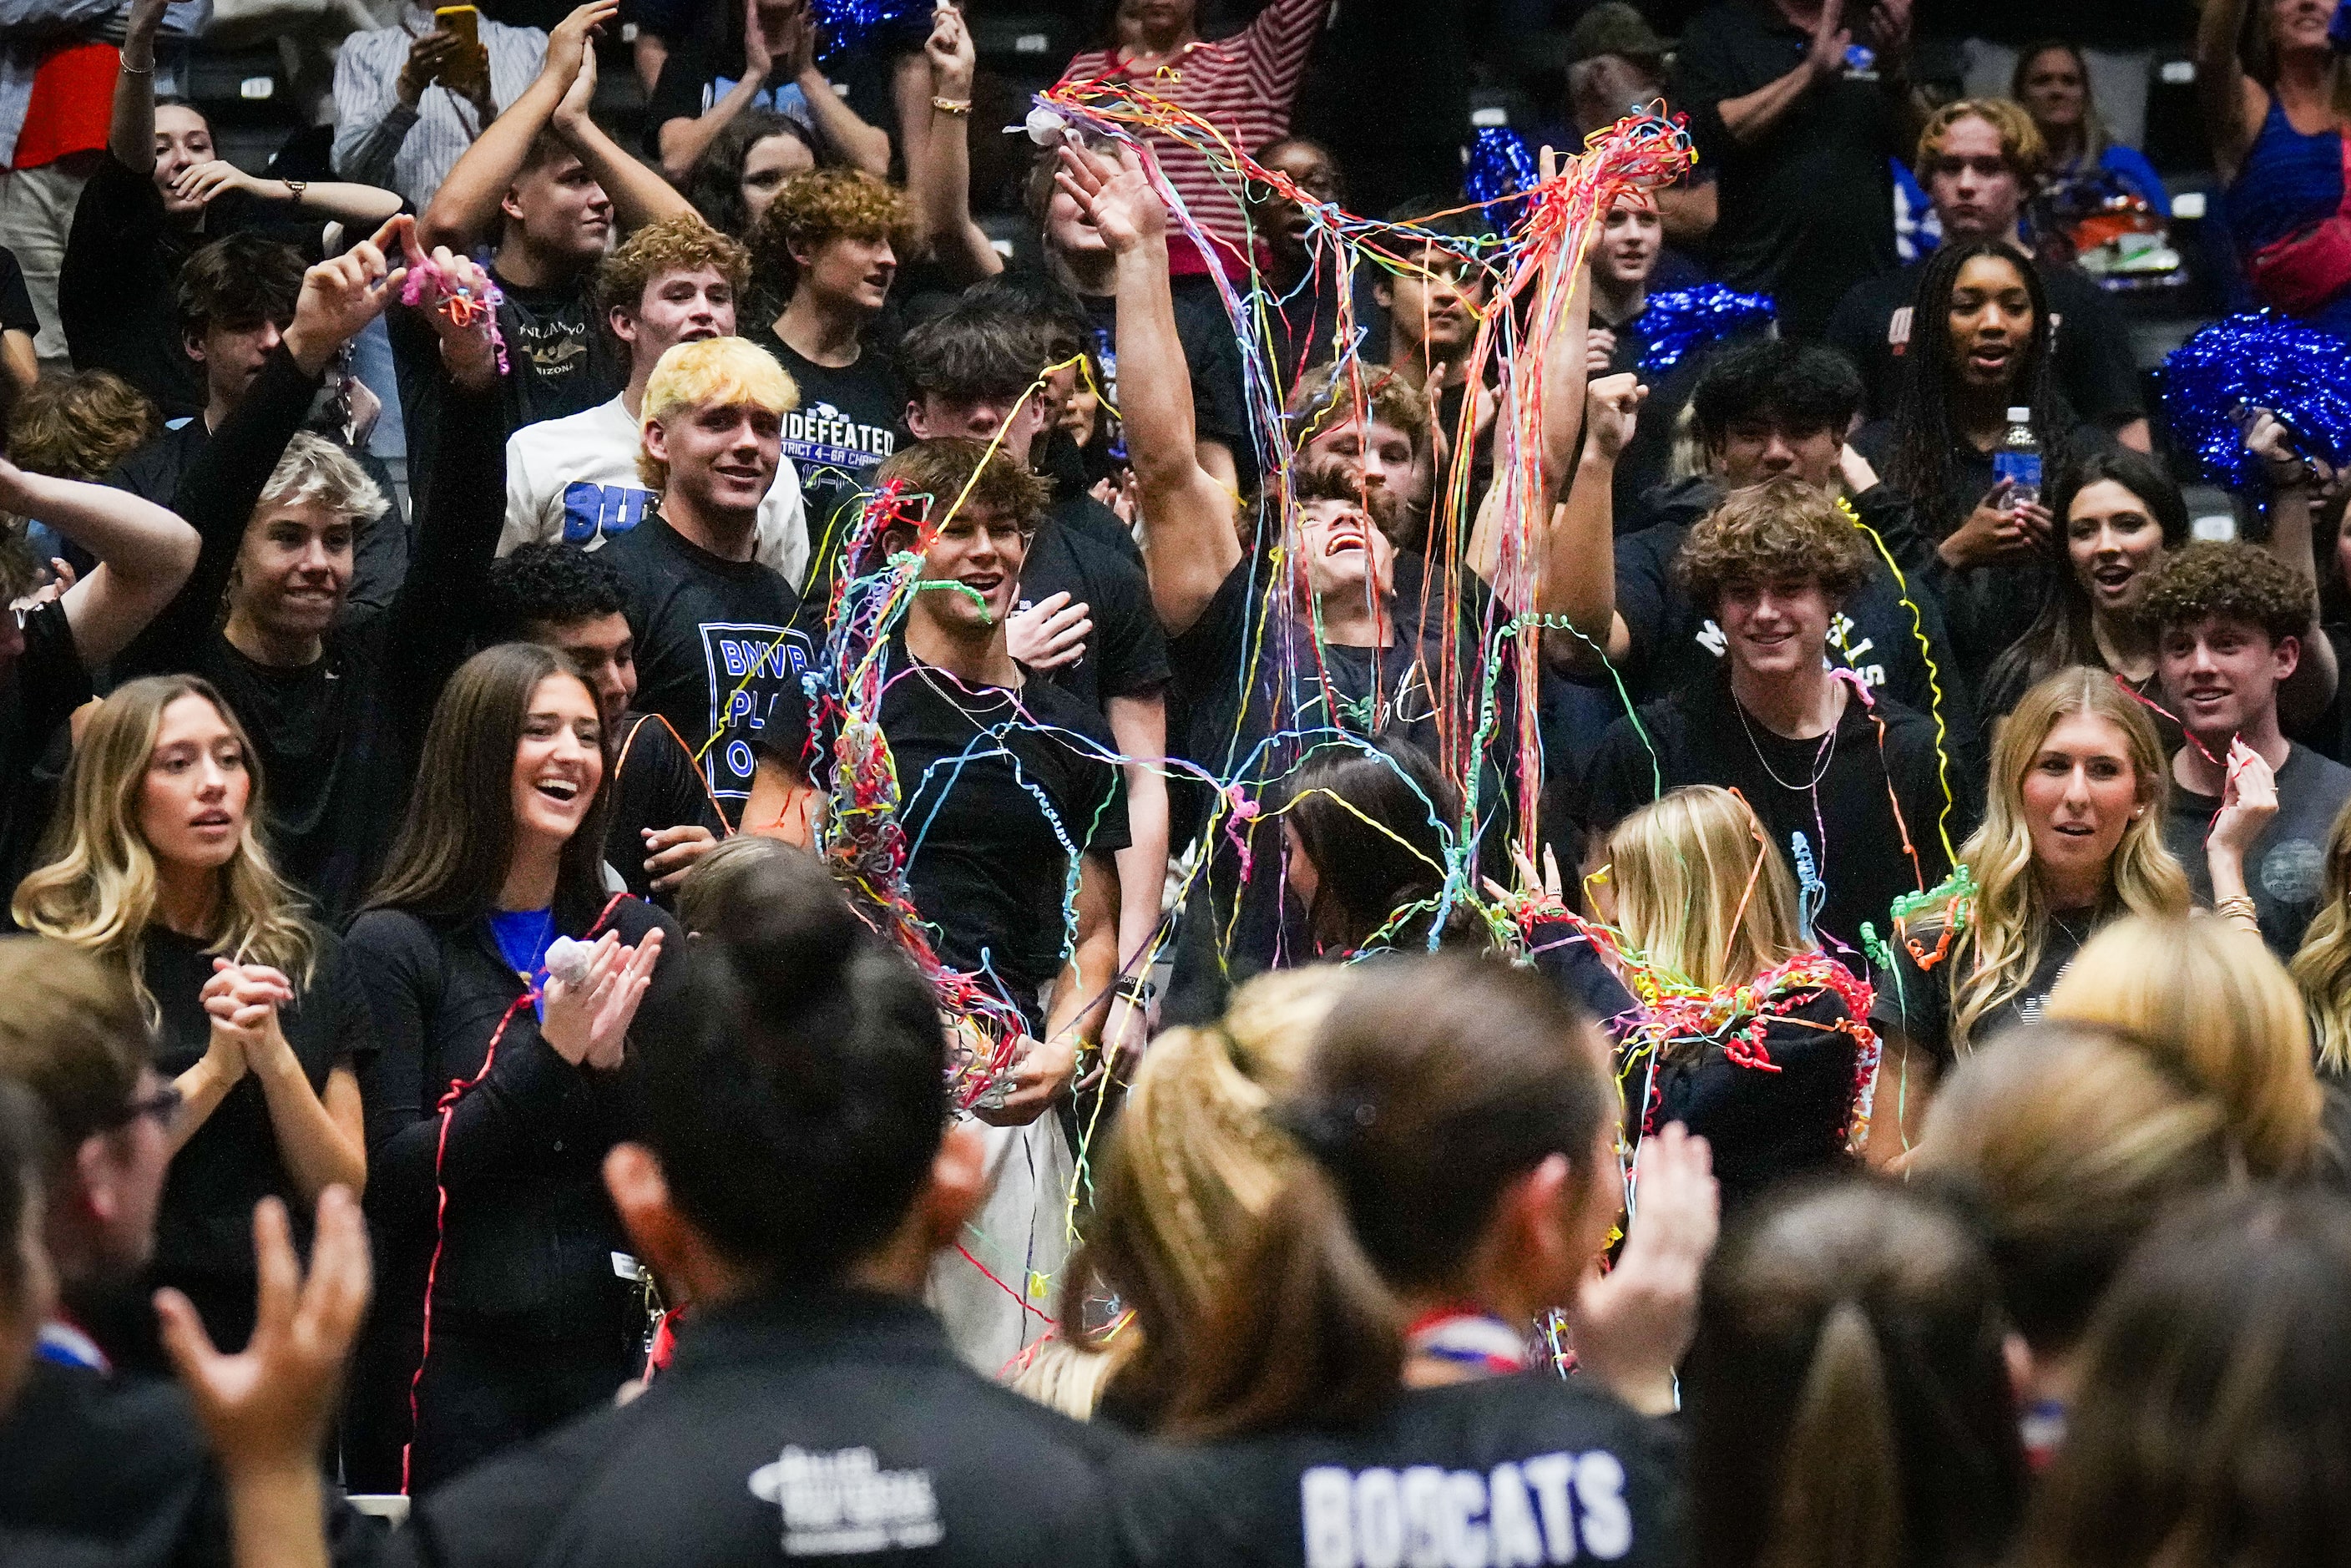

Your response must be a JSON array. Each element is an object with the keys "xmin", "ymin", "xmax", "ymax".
[{"xmin": 541, "ymin": 928, "xmax": 665, "ymax": 1071}]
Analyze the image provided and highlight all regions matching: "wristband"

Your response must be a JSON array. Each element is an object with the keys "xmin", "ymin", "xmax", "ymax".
[
  {"xmin": 931, "ymin": 96, "xmax": 972, "ymax": 115},
  {"xmin": 1115, "ymin": 974, "xmax": 1156, "ymax": 1004},
  {"xmin": 283, "ymin": 179, "xmax": 306, "ymax": 206}
]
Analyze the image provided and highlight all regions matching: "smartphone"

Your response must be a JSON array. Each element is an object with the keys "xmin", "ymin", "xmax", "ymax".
[{"xmin": 434, "ymin": 4, "xmax": 479, "ymax": 47}]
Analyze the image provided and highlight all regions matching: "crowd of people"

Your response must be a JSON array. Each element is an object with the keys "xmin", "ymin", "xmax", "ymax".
[{"xmin": 2, "ymin": 0, "xmax": 2351, "ymax": 1562}]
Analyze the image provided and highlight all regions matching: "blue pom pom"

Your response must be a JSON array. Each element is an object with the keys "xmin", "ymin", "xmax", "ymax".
[
  {"xmin": 809, "ymin": 0, "xmax": 935, "ymax": 66},
  {"xmin": 2160, "ymin": 311, "xmax": 2351, "ymax": 492},
  {"xmin": 2331, "ymin": 0, "xmax": 2351, "ymax": 53},
  {"xmin": 1632, "ymin": 284, "xmax": 1775, "ymax": 373},
  {"xmin": 1463, "ymin": 128, "xmax": 1539, "ymax": 234}
]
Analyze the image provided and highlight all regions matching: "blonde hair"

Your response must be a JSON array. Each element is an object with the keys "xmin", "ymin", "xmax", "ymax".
[
  {"xmin": 1912, "ymin": 1021, "xmax": 2236, "ymax": 1353},
  {"xmin": 258, "ymin": 431, "xmax": 388, "ymax": 526},
  {"xmin": 1029, "ymin": 968, "xmax": 1349, "ymax": 1423},
  {"xmin": 1912, "ymin": 97, "xmax": 2050, "ymax": 187},
  {"xmin": 1934, "ymin": 667, "xmax": 2188, "ymax": 1049},
  {"xmin": 2045, "ymin": 915, "xmax": 2321, "ymax": 1179},
  {"xmin": 1608, "ymin": 785, "xmax": 1804, "ymax": 992},
  {"xmin": 13, "ymin": 675, "xmax": 316, "ymax": 1023},
  {"xmin": 637, "ymin": 336, "xmax": 799, "ymax": 491},
  {"xmin": 2291, "ymin": 793, "xmax": 2351, "ymax": 1074}
]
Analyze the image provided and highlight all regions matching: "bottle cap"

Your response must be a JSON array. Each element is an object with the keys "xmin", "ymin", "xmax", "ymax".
[{"xmin": 2006, "ymin": 407, "xmax": 2031, "ymax": 423}]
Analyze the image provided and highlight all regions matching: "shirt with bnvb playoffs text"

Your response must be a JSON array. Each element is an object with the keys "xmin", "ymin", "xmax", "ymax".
[{"xmin": 599, "ymin": 511, "xmax": 812, "ymax": 825}]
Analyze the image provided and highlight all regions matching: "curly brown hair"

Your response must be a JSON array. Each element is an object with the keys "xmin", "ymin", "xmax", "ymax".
[
  {"xmin": 2141, "ymin": 540, "xmax": 2313, "ymax": 646},
  {"xmin": 751, "ymin": 169, "xmax": 913, "ymax": 298},
  {"xmin": 872, "ymin": 437, "xmax": 1049, "ymax": 556},
  {"xmin": 1285, "ymin": 362, "xmax": 1432, "ymax": 454},
  {"xmin": 1674, "ymin": 476, "xmax": 1873, "ymax": 612},
  {"xmin": 595, "ymin": 215, "xmax": 751, "ymax": 319},
  {"xmin": 10, "ymin": 372, "xmax": 157, "ymax": 481}
]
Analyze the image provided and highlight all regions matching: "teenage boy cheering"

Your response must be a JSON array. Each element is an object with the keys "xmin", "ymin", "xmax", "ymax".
[
  {"xmin": 501, "ymin": 215, "xmax": 808, "ymax": 584},
  {"xmin": 2149, "ymin": 541, "xmax": 2351, "ymax": 958},
  {"xmin": 1583, "ymin": 478, "xmax": 1958, "ymax": 973}
]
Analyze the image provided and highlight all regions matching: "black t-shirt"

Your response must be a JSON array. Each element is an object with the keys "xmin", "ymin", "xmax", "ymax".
[
  {"xmin": 1826, "ymin": 256, "xmax": 2146, "ymax": 428},
  {"xmin": 144, "ymin": 927, "xmax": 365, "ymax": 1350},
  {"xmin": 757, "ymin": 326, "xmax": 902, "ymax": 603},
  {"xmin": 1852, "ymin": 412, "xmax": 2110, "ymax": 686},
  {"xmin": 1669, "ymin": 0, "xmax": 1902, "ymax": 338},
  {"xmin": 1584, "ymin": 671, "xmax": 1962, "ymax": 974},
  {"xmin": 59, "ymin": 154, "xmax": 309, "ymax": 420},
  {"xmin": 0, "ymin": 599, "xmax": 92, "ymax": 898},
  {"xmin": 599, "ymin": 511, "xmax": 814, "ymax": 823},
  {"xmin": 392, "ymin": 266, "xmax": 624, "ymax": 485},
  {"xmin": 1595, "ymin": 476, "xmax": 1981, "ymax": 774},
  {"xmin": 1014, "ymin": 513, "xmax": 1171, "ymax": 715},
  {"xmin": 2162, "ymin": 741, "xmax": 2351, "ymax": 959},
  {"xmin": 388, "ymin": 1288, "xmax": 1125, "ymax": 1568},
  {"xmin": 1869, "ymin": 905, "xmax": 2098, "ymax": 1067},
  {"xmin": 604, "ymin": 708, "xmax": 726, "ymax": 901},
  {"xmin": 1072, "ymin": 275, "xmax": 1255, "ymax": 493},
  {"xmin": 641, "ymin": 22, "xmax": 815, "ymax": 156},
  {"xmin": 762, "ymin": 639, "xmax": 1129, "ymax": 1022},
  {"xmin": 1111, "ymin": 1374, "xmax": 1686, "ymax": 1568}
]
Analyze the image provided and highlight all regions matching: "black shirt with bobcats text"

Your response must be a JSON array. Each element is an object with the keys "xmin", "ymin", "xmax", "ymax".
[
  {"xmin": 599, "ymin": 513, "xmax": 812, "ymax": 825},
  {"xmin": 1111, "ymin": 1374, "xmax": 1685, "ymax": 1568}
]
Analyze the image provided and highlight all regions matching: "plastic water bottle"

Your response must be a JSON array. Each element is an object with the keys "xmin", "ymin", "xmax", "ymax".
[{"xmin": 1993, "ymin": 407, "xmax": 2041, "ymax": 508}]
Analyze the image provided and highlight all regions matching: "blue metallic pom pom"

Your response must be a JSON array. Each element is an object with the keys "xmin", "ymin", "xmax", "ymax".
[
  {"xmin": 1633, "ymin": 283, "xmax": 1775, "ymax": 373},
  {"xmin": 2331, "ymin": 0, "xmax": 2351, "ymax": 54},
  {"xmin": 809, "ymin": 0, "xmax": 935, "ymax": 65},
  {"xmin": 2161, "ymin": 311, "xmax": 2351, "ymax": 492},
  {"xmin": 1462, "ymin": 127, "xmax": 1539, "ymax": 234}
]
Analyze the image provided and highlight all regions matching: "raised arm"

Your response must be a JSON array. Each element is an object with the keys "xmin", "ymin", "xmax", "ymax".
[
  {"xmin": 654, "ymin": 0, "xmax": 774, "ymax": 180},
  {"xmin": 0, "ymin": 460, "xmax": 198, "ymax": 666},
  {"xmin": 1711, "ymin": 0, "xmax": 1849, "ymax": 145},
  {"xmin": 108, "ymin": 0, "xmax": 171, "ymax": 174},
  {"xmin": 1059, "ymin": 143, "xmax": 1239, "ymax": 636},
  {"xmin": 2197, "ymin": 0, "xmax": 2263, "ymax": 179},
  {"xmin": 421, "ymin": 0, "xmax": 613, "ymax": 250},
  {"xmin": 784, "ymin": 12, "xmax": 890, "ymax": 179},
  {"xmin": 2247, "ymin": 412, "xmax": 2342, "ymax": 721},
  {"xmin": 168, "ymin": 159, "xmax": 404, "ymax": 225},
  {"xmin": 553, "ymin": 33, "xmax": 696, "ymax": 230},
  {"xmin": 1537, "ymin": 373, "xmax": 1642, "ymax": 672},
  {"xmin": 903, "ymin": 7, "xmax": 1001, "ymax": 283}
]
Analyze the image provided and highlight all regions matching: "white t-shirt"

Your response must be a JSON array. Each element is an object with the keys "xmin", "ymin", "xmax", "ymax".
[{"xmin": 500, "ymin": 394, "xmax": 811, "ymax": 589}]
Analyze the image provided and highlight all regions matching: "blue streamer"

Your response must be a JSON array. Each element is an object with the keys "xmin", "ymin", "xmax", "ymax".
[
  {"xmin": 2160, "ymin": 311, "xmax": 2351, "ymax": 493},
  {"xmin": 1632, "ymin": 282, "xmax": 1775, "ymax": 374},
  {"xmin": 809, "ymin": 0, "xmax": 934, "ymax": 64},
  {"xmin": 1789, "ymin": 831, "xmax": 1825, "ymax": 948},
  {"xmin": 1462, "ymin": 127, "xmax": 1539, "ymax": 235}
]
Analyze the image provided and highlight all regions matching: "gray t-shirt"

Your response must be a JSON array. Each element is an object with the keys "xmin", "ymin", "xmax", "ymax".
[{"xmin": 2165, "ymin": 741, "xmax": 2351, "ymax": 959}]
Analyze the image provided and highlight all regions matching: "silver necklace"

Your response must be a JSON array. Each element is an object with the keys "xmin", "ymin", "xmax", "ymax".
[{"xmin": 1736, "ymin": 695, "xmax": 1837, "ymax": 793}]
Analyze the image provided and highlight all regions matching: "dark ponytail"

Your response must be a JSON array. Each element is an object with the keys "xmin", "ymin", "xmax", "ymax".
[
  {"xmin": 1686, "ymin": 1178, "xmax": 2025, "ymax": 1568},
  {"xmin": 1170, "ymin": 956, "xmax": 1611, "ymax": 1438}
]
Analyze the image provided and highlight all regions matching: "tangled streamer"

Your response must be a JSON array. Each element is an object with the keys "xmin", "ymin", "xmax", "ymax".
[
  {"xmin": 2160, "ymin": 311, "xmax": 2351, "ymax": 493},
  {"xmin": 399, "ymin": 258, "xmax": 510, "ymax": 377},
  {"xmin": 1632, "ymin": 282, "xmax": 1775, "ymax": 374}
]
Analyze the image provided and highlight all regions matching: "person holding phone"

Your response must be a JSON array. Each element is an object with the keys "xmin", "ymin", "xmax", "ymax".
[{"xmin": 333, "ymin": 0, "xmax": 552, "ymax": 215}]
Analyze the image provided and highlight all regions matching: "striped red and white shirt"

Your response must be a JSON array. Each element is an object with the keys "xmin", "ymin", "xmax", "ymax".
[{"xmin": 1058, "ymin": 0, "xmax": 1332, "ymax": 251}]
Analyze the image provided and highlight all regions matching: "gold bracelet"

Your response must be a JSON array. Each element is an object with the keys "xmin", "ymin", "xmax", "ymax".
[
  {"xmin": 2214, "ymin": 895, "xmax": 2260, "ymax": 928},
  {"xmin": 930, "ymin": 96, "xmax": 972, "ymax": 115},
  {"xmin": 119, "ymin": 56, "xmax": 154, "ymax": 74}
]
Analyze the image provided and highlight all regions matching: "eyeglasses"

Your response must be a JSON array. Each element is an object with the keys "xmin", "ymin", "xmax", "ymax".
[{"xmin": 100, "ymin": 1082, "xmax": 183, "ymax": 1131}]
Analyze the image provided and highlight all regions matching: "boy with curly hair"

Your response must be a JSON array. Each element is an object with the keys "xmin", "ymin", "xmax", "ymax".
[
  {"xmin": 2149, "ymin": 540, "xmax": 2351, "ymax": 956},
  {"xmin": 751, "ymin": 167, "xmax": 909, "ymax": 536},
  {"xmin": 500, "ymin": 215, "xmax": 808, "ymax": 586},
  {"xmin": 1584, "ymin": 476, "xmax": 1963, "ymax": 974}
]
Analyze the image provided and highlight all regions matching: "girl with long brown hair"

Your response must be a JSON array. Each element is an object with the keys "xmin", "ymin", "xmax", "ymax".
[
  {"xmin": 1113, "ymin": 955, "xmax": 1714, "ymax": 1567},
  {"xmin": 343, "ymin": 642, "xmax": 676, "ymax": 1494},
  {"xmin": 13, "ymin": 674, "xmax": 366, "ymax": 1353}
]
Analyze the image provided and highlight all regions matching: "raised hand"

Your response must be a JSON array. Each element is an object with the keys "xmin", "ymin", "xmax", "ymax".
[
  {"xmin": 554, "ymin": 36, "xmax": 600, "ymax": 132},
  {"xmin": 1564, "ymin": 1123, "xmax": 1717, "ymax": 1415},
  {"xmin": 926, "ymin": 3, "xmax": 975, "ymax": 97},
  {"xmin": 1054, "ymin": 141, "xmax": 1165, "ymax": 255},
  {"xmin": 2212, "ymin": 736, "xmax": 2280, "ymax": 863},
  {"xmin": 157, "ymin": 1189, "xmax": 370, "ymax": 1480},
  {"xmin": 741, "ymin": 0, "xmax": 773, "ymax": 80},
  {"xmin": 1584, "ymin": 372, "xmax": 1647, "ymax": 465},
  {"xmin": 126, "ymin": 0, "xmax": 171, "ymax": 45},
  {"xmin": 1005, "ymin": 590, "xmax": 1092, "ymax": 671},
  {"xmin": 541, "ymin": 928, "xmax": 665, "ymax": 1071},
  {"xmin": 543, "ymin": 0, "xmax": 619, "ymax": 89},
  {"xmin": 1805, "ymin": 0, "xmax": 1851, "ymax": 81},
  {"xmin": 285, "ymin": 215, "xmax": 412, "ymax": 374},
  {"xmin": 397, "ymin": 221, "xmax": 502, "ymax": 391}
]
